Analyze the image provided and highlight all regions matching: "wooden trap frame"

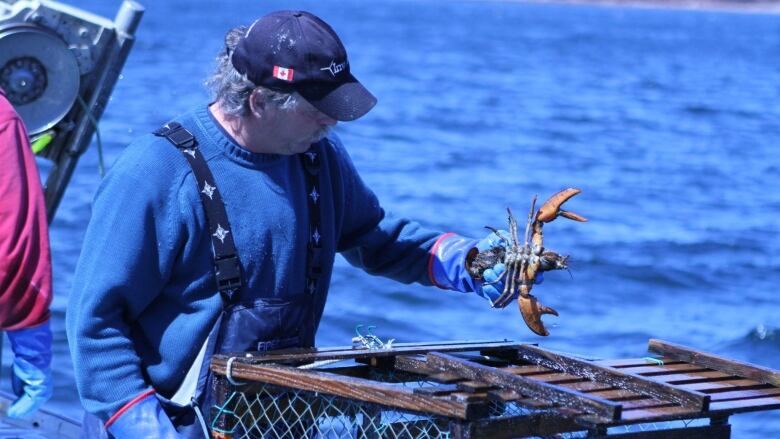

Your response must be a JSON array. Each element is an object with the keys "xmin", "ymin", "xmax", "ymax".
[{"xmin": 208, "ymin": 339, "xmax": 780, "ymax": 438}]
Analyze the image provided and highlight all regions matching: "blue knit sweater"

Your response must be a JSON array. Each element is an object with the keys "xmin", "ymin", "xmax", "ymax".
[{"xmin": 66, "ymin": 105, "xmax": 443, "ymax": 421}]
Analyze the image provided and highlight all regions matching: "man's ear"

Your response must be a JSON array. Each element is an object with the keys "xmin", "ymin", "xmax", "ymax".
[{"xmin": 248, "ymin": 89, "xmax": 265, "ymax": 118}]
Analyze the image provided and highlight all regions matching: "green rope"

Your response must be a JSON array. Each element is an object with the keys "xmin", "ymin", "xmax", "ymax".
[
  {"xmin": 210, "ymin": 391, "xmax": 239, "ymax": 434},
  {"xmin": 76, "ymin": 95, "xmax": 105, "ymax": 177},
  {"xmin": 642, "ymin": 357, "xmax": 664, "ymax": 366}
]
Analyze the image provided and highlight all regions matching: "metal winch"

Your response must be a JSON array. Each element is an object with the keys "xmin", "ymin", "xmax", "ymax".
[{"xmin": 0, "ymin": 0, "xmax": 143, "ymax": 221}]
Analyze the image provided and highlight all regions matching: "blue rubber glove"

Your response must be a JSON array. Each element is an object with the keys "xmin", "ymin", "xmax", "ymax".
[
  {"xmin": 430, "ymin": 233, "xmax": 481, "ymax": 294},
  {"xmin": 430, "ymin": 232, "xmax": 544, "ymax": 308},
  {"xmin": 106, "ymin": 392, "xmax": 184, "ymax": 438},
  {"xmin": 6, "ymin": 321, "xmax": 53, "ymax": 419},
  {"xmin": 477, "ymin": 230, "xmax": 544, "ymax": 307}
]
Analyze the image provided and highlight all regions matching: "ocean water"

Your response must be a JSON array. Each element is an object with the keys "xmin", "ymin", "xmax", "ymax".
[{"xmin": 6, "ymin": 0, "xmax": 780, "ymax": 436}]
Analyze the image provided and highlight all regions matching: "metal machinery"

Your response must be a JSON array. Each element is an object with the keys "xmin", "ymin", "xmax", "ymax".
[
  {"xmin": 0, "ymin": 2, "xmax": 142, "ymax": 436},
  {"xmin": 0, "ymin": 0, "xmax": 144, "ymax": 222}
]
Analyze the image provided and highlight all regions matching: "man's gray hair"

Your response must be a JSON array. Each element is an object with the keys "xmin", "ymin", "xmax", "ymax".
[{"xmin": 205, "ymin": 26, "xmax": 300, "ymax": 117}]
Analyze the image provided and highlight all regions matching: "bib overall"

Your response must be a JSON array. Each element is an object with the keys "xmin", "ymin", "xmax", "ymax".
[{"xmin": 81, "ymin": 122, "xmax": 324, "ymax": 438}]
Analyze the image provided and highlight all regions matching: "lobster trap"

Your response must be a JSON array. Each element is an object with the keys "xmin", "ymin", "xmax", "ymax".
[{"xmin": 208, "ymin": 339, "xmax": 780, "ymax": 438}]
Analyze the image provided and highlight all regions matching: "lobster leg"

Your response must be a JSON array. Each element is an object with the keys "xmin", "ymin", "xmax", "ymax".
[
  {"xmin": 492, "ymin": 263, "xmax": 514, "ymax": 308},
  {"xmin": 502, "ymin": 259, "xmax": 520, "ymax": 308}
]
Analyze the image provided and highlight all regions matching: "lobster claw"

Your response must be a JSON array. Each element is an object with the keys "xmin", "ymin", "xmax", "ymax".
[
  {"xmin": 518, "ymin": 294, "xmax": 559, "ymax": 336},
  {"xmin": 536, "ymin": 188, "xmax": 588, "ymax": 224}
]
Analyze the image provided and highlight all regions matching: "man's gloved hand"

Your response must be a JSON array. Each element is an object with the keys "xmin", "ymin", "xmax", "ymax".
[
  {"xmin": 429, "ymin": 231, "xmax": 543, "ymax": 308},
  {"xmin": 475, "ymin": 230, "xmax": 543, "ymax": 306},
  {"xmin": 106, "ymin": 392, "xmax": 184, "ymax": 438},
  {"xmin": 6, "ymin": 321, "xmax": 53, "ymax": 419}
]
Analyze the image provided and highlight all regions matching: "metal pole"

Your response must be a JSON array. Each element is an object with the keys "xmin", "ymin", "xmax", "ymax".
[{"xmin": 44, "ymin": 1, "xmax": 145, "ymax": 222}]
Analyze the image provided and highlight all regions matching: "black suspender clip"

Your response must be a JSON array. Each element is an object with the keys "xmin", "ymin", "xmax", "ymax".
[
  {"xmin": 215, "ymin": 255, "xmax": 241, "ymax": 292},
  {"xmin": 153, "ymin": 122, "xmax": 196, "ymax": 149}
]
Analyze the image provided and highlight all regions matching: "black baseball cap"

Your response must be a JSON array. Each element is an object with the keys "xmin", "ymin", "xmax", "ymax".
[{"xmin": 231, "ymin": 11, "xmax": 377, "ymax": 122}]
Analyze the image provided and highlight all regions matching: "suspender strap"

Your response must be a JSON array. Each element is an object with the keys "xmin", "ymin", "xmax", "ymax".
[
  {"xmin": 153, "ymin": 122, "xmax": 242, "ymax": 303},
  {"xmin": 301, "ymin": 146, "xmax": 322, "ymax": 295},
  {"xmin": 154, "ymin": 121, "xmax": 325, "ymax": 301}
]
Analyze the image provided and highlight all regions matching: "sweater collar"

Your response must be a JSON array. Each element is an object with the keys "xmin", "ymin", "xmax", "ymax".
[{"xmin": 193, "ymin": 104, "xmax": 283, "ymax": 166}]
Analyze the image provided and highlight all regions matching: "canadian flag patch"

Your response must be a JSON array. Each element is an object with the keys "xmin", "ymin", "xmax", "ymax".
[{"xmin": 273, "ymin": 66, "xmax": 294, "ymax": 82}]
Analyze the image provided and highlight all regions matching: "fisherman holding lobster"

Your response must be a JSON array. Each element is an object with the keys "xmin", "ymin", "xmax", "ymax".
[{"xmin": 66, "ymin": 10, "xmax": 583, "ymax": 439}]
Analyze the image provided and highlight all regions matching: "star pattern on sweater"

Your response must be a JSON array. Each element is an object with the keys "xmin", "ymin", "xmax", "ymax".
[
  {"xmin": 311, "ymin": 228, "xmax": 321, "ymax": 245},
  {"xmin": 305, "ymin": 151, "xmax": 317, "ymax": 162},
  {"xmin": 309, "ymin": 186, "xmax": 320, "ymax": 204}
]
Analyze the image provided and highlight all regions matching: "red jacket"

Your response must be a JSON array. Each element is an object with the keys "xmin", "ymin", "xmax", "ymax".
[{"xmin": 0, "ymin": 89, "xmax": 52, "ymax": 330}]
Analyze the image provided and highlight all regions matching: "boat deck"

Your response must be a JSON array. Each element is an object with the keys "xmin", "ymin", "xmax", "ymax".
[{"xmin": 0, "ymin": 392, "xmax": 80, "ymax": 439}]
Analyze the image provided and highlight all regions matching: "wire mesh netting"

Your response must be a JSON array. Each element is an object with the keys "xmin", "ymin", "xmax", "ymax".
[
  {"xmin": 209, "ymin": 365, "xmax": 587, "ymax": 439},
  {"xmin": 211, "ymin": 383, "xmax": 451, "ymax": 439}
]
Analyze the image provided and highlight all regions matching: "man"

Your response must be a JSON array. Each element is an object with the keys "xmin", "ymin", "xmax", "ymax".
[
  {"xmin": 0, "ymin": 88, "xmax": 54, "ymax": 419},
  {"xmin": 67, "ymin": 11, "xmax": 509, "ymax": 438}
]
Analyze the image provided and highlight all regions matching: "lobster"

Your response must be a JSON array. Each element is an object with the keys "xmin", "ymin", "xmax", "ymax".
[{"xmin": 466, "ymin": 188, "xmax": 587, "ymax": 336}]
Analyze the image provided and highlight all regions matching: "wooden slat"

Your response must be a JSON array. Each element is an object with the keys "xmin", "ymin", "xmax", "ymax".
[
  {"xmin": 502, "ymin": 365, "xmax": 552, "ymax": 375},
  {"xmin": 527, "ymin": 372, "xmax": 586, "ymax": 384},
  {"xmin": 487, "ymin": 389, "xmax": 523, "ymax": 402},
  {"xmin": 214, "ymin": 340, "xmax": 522, "ymax": 364},
  {"xmin": 457, "ymin": 380, "xmax": 496, "ymax": 393},
  {"xmin": 710, "ymin": 386, "xmax": 780, "ymax": 402},
  {"xmin": 620, "ymin": 399, "xmax": 678, "ymax": 410},
  {"xmin": 413, "ymin": 384, "xmax": 459, "ymax": 396},
  {"xmin": 649, "ymin": 370, "xmax": 732, "ymax": 384},
  {"xmin": 620, "ymin": 404, "xmax": 695, "ymax": 421},
  {"xmin": 649, "ymin": 339, "xmax": 780, "ymax": 387},
  {"xmin": 393, "ymin": 354, "xmax": 435, "ymax": 375},
  {"xmin": 679, "ymin": 378, "xmax": 766, "ymax": 393},
  {"xmin": 517, "ymin": 344, "xmax": 709, "ymax": 411},
  {"xmin": 595, "ymin": 358, "xmax": 683, "ymax": 368},
  {"xmin": 566, "ymin": 380, "xmax": 614, "ymax": 392},
  {"xmin": 425, "ymin": 352, "xmax": 622, "ymax": 420},
  {"xmin": 515, "ymin": 397, "xmax": 556, "ymax": 409},
  {"xmin": 428, "ymin": 372, "xmax": 463, "ymax": 383},
  {"xmin": 210, "ymin": 359, "xmax": 474, "ymax": 419},
  {"xmin": 588, "ymin": 388, "xmax": 643, "ymax": 400},
  {"xmin": 709, "ymin": 395, "xmax": 780, "ymax": 413},
  {"xmin": 619, "ymin": 363, "xmax": 710, "ymax": 376}
]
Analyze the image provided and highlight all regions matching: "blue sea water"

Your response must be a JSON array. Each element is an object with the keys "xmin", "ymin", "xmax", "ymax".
[{"xmin": 6, "ymin": 0, "xmax": 780, "ymax": 436}]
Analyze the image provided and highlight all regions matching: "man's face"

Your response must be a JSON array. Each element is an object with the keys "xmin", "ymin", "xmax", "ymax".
[{"xmin": 264, "ymin": 98, "xmax": 337, "ymax": 155}]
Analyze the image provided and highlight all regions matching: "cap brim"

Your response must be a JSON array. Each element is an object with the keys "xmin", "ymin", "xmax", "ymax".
[{"xmin": 298, "ymin": 74, "xmax": 377, "ymax": 122}]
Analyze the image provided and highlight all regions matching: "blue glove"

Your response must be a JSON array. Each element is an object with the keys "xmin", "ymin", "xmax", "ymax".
[
  {"xmin": 477, "ymin": 230, "xmax": 544, "ymax": 307},
  {"xmin": 430, "ymin": 232, "xmax": 544, "ymax": 308},
  {"xmin": 6, "ymin": 321, "xmax": 53, "ymax": 419},
  {"xmin": 106, "ymin": 392, "xmax": 184, "ymax": 438},
  {"xmin": 429, "ymin": 233, "xmax": 481, "ymax": 294}
]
